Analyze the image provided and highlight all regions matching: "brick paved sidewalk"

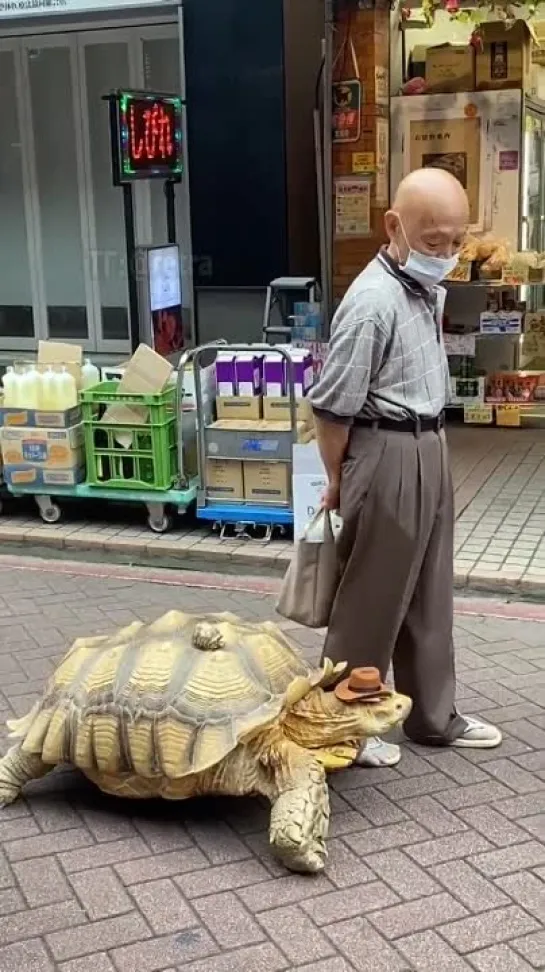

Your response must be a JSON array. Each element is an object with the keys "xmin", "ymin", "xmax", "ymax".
[{"xmin": 2, "ymin": 560, "xmax": 545, "ymax": 970}]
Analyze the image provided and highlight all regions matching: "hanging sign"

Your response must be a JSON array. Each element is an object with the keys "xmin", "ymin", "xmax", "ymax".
[
  {"xmin": 335, "ymin": 177, "xmax": 371, "ymax": 238},
  {"xmin": 374, "ymin": 66, "xmax": 389, "ymax": 107},
  {"xmin": 480, "ymin": 311, "xmax": 522, "ymax": 335},
  {"xmin": 109, "ymin": 89, "xmax": 183, "ymax": 186},
  {"xmin": 332, "ymin": 39, "xmax": 361, "ymax": 144},
  {"xmin": 0, "ymin": 0, "xmax": 171, "ymax": 17},
  {"xmin": 375, "ymin": 118, "xmax": 389, "ymax": 207}
]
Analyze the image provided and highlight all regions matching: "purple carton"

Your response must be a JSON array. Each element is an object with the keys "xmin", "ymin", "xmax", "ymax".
[
  {"xmin": 287, "ymin": 350, "xmax": 314, "ymax": 397},
  {"xmin": 235, "ymin": 354, "xmax": 262, "ymax": 396},
  {"xmin": 215, "ymin": 354, "xmax": 236, "ymax": 396},
  {"xmin": 263, "ymin": 353, "xmax": 285, "ymax": 397},
  {"xmin": 277, "ymin": 347, "xmax": 314, "ymax": 397}
]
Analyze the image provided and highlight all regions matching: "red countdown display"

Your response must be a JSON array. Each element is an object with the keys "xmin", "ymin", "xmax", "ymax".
[{"xmin": 111, "ymin": 90, "xmax": 183, "ymax": 184}]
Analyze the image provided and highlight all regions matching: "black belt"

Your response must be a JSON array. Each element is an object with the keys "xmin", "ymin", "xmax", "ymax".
[{"xmin": 354, "ymin": 412, "xmax": 445, "ymax": 434}]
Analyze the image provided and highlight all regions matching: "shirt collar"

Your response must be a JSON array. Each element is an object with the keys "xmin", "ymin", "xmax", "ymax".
[{"xmin": 377, "ymin": 246, "xmax": 439, "ymax": 301}]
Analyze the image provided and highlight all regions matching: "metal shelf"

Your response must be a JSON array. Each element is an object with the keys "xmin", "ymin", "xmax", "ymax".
[
  {"xmin": 446, "ymin": 279, "xmax": 544, "ymax": 289},
  {"xmin": 197, "ymin": 502, "xmax": 293, "ymax": 525}
]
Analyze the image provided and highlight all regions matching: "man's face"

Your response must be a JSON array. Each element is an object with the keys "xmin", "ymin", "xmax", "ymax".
[{"xmin": 386, "ymin": 209, "xmax": 467, "ymax": 263}]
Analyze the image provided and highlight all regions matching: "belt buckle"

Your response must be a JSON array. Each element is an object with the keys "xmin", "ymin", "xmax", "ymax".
[{"xmin": 413, "ymin": 416, "xmax": 421, "ymax": 439}]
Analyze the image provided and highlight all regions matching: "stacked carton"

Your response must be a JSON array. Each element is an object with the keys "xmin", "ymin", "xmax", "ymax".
[
  {"xmin": 207, "ymin": 348, "xmax": 315, "ymax": 505},
  {"xmin": 0, "ymin": 344, "xmax": 84, "ymax": 489}
]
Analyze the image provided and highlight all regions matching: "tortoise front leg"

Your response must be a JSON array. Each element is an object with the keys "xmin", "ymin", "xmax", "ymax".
[
  {"xmin": 265, "ymin": 739, "xmax": 330, "ymax": 873},
  {"xmin": 0, "ymin": 747, "xmax": 50, "ymax": 806}
]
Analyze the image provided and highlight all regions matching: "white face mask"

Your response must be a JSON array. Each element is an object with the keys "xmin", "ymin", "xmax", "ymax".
[{"xmin": 397, "ymin": 218, "xmax": 459, "ymax": 288}]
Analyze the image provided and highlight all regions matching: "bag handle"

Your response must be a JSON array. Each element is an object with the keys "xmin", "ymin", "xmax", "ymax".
[{"xmin": 303, "ymin": 508, "xmax": 334, "ymax": 542}]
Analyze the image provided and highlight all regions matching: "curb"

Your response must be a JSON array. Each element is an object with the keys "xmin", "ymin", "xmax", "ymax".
[
  {"xmin": 1, "ymin": 521, "xmax": 544, "ymax": 598},
  {"xmin": 454, "ymin": 566, "xmax": 545, "ymax": 598},
  {"xmin": 1, "ymin": 552, "xmax": 545, "ymax": 622}
]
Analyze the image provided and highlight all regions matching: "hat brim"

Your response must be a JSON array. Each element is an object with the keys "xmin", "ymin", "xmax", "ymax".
[{"xmin": 334, "ymin": 679, "xmax": 391, "ymax": 703}]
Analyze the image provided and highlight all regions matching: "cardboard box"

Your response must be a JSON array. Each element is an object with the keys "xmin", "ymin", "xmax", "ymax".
[
  {"xmin": 476, "ymin": 21, "xmax": 536, "ymax": 91},
  {"xmin": 216, "ymin": 396, "xmax": 263, "ymax": 421},
  {"xmin": 1, "ymin": 424, "xmax": 84, "ymax": 467},
  {"xmin": 3, "ymin": 463, "xmax": 85, "ymax": 488},
  {"xmin": 0, "ymin": 405, "xmax": 82, "ymax": 429},
  {"xmin": 243, "ymin": 461, "xmax": 291, "ymax": 503},
  {"xmin": 262, "ymin": 396, "xmax": 314, "ymax": 423},
  {"xmin": 292, "ymin": 441, "xmax": 327, "ymax": 540},
  {"xmin": 38, "ymin": 341, "xmax": 83, "ymax": 389},
  {"xmin": 426, "ymin": 44, "xmax": 475, "ymax": 93},
  {"xmin": 103, "ymin": 344, "xmax": 173, "ymax": 429},
  {"xmin": 208, "ymin": 418, "xmax": 314, "ymax": 443},
  {"xmin": 206, "ymin": 459, "xmax": 244, "ymax": 500}
]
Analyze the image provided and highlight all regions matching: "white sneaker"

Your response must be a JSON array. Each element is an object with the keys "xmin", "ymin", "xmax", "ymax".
[
  {"xmin": 450, "ymin": 715, "xmax": 502, "ymax": 750},
  {"xmin": 356, "ymin": 736, "xmax": 401, "ymax": 767}
]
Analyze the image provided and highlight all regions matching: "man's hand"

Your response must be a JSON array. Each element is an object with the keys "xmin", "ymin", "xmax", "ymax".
[{"xmin": 322, "ymin": 480, "xmax": 340, "ymax": 512}]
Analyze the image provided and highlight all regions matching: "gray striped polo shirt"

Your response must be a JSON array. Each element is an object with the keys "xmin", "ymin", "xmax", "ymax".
[{"xmin": 309, "ymin": 249, "xmax": 450, "ymax": 424}]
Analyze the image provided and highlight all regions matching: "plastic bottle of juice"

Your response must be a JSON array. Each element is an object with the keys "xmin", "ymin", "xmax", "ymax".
[
  {"xmin": 11, "ymin": 365, "xmax": 23, "ymax": 408},
  {"xmin": 57, "ymin": 366, "xmax": 78, "ymax": 410},
  {"xmin": 81, "ymin": 358, "xmax": 100, "ymax": 390},
  {"xmin": 2, "ymin": 366, "xmax": 16, "ymax": 407},
  {"xmin": 41, "ymin": 367, "xmax": 56, "ymax": 410},
  {"xmin": 20, "ymin": 363, "xmax": 41, "ymax": 409}
]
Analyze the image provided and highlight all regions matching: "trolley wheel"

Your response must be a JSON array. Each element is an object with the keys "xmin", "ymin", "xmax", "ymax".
[
  {"xmin": 40, "ymin": 503, "xmax": 61, "ymax": 525},
  {"xmin": 148, "ymin": 512, "xmax": 172, "ymax": 534}
]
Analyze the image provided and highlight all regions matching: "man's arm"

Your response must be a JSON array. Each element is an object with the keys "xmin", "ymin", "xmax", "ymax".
[
  {"xmin": 308, "ymin": 310, "xmax": 388, "ymax": 509},
  {"xmin": 313, "ymin": 412, "xmax": 350, "ymax": 511}
]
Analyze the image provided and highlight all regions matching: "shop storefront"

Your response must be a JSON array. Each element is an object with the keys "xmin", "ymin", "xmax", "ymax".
[
  {"xmin": 0, "ymin": 0, "xmax": 193, "ymax": 364},
  {"xmin": 389, "ymin": 11, "xmax": 545, "ymax": 429},
  {"xmin": 0, "ymin": 0, "xmax": 324, "ymax": 364}
]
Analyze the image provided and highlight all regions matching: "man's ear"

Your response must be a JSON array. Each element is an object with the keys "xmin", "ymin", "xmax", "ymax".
[{"xmin": 384, "ymin": 210, "xmax": 397, "ymax": 242}]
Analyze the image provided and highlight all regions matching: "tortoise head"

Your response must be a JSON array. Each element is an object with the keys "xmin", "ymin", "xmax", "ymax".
[{"xmin": 282, "ymin": 681, "xmax": 412, "ymax": 753}]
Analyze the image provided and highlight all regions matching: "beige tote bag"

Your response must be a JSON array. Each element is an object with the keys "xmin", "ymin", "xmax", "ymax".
[{"xmin": 276, "ymin": 510, "xmax": 340, "ymax": 629}]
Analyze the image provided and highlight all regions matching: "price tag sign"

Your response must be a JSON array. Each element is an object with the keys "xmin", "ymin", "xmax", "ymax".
[
  {"xmin": 443, "ymin": 333, "xmax": 476, "ymax": 357},
  {"xmin": 352, "ymin": 152, "xmax": 375, "ymax": 174},
  {"xmin": 496, "ymin": 404, "xmax": 521, "ymax": 427},
  {"xmin": 464, "ymin": 404, "xmax": 494, "ymax": 425}
]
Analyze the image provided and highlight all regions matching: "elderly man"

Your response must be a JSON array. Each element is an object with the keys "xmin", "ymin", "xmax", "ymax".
[{"xmin": 309, "ymin": 168, "xmax": 501, "ymax": 767}]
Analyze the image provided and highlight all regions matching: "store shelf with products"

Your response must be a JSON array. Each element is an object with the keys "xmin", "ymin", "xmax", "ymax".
[
  {"xmin": 390, "ymin": 10, "xmax": 545, "ymax": 431},
  {"xmin": 442, "ymin": 257, "xmax": 545, "ymax": 424}
]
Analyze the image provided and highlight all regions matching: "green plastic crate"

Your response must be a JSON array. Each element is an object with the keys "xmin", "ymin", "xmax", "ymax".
[
  {"xmin": 80, "ymin": 381, "xmax": 175, "ymax": 423},
  {"xmin": 81, "ymin": 382, "xmax": 177, "ymax": 491}
]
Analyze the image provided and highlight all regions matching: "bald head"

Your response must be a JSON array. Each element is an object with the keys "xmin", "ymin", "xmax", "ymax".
[{"xmin": 386, "ymin": 167, "xmax": 469, "ymax": 266}]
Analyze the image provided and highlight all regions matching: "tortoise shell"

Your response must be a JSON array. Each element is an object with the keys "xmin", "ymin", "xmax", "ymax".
[{"xmin": 11, "ymin": 610, "xmax": 328, "ymax": 779}]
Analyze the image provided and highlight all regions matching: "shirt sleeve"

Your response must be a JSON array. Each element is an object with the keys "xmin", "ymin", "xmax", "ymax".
[{"xmin": 309, "ymin": 312, "xmax": 389, "ymax": 422}]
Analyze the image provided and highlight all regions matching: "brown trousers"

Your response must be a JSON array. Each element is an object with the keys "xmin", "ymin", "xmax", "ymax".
[{"xmin": 323, "ymin": 424, "xmax": 465, "ymax": 745}]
